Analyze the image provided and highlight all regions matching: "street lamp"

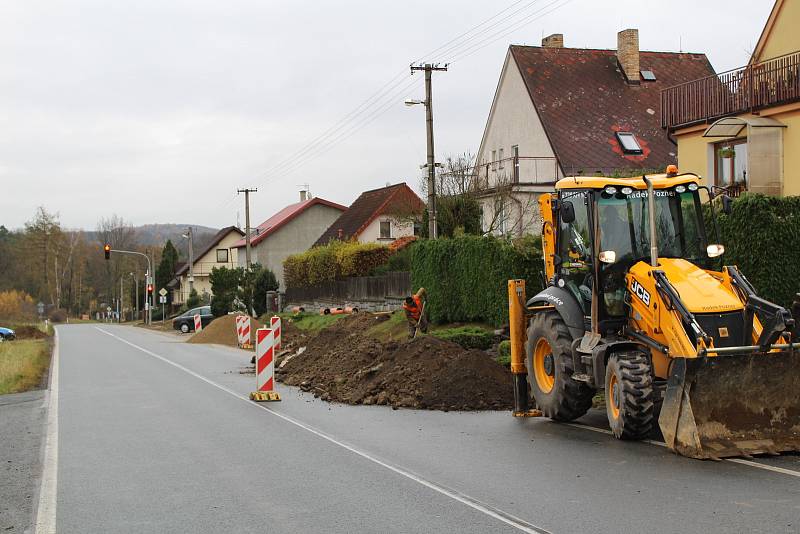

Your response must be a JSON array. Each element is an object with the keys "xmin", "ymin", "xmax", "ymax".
[
  {"xmin": 404, "ymin": 99, "xmax": 425, "ymax": 107},
  {"xmin": 181, "ymin": 228, "xmax": 194, "ymax": 297},
  {"xmin": 130, "ymin": 272, "xmax": 138, "ymax": 321}
]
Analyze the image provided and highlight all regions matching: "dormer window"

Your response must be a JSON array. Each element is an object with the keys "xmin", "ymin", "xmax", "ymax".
[{"xmin": 616, "ymin": 131, "xmax": 643, "ymax": 154}]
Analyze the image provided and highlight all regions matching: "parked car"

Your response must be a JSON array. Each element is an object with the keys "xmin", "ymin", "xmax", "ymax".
[
  {"xmin": 172, "ymin": 306, "xmax": 214, "ymax": 333},
  {"xmin": 0, "ymin": 327, "xmax": 16, "ymax": 341}
]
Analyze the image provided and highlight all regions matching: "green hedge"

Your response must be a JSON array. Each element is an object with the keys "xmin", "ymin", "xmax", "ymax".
[
  {"xmin": 284, "ymin": 241, "xmax": 390, "ymax": 288},
  {"xmin": 411, "ymin": 235, "xmax": 543, "ymax": 326},
  {"xmin": 430, "ymin": 326, "xmax": 496, "ymax": 349},
  {"xmin": 711, "ymin": 193, "xmax": 800, "ymax": 307}
]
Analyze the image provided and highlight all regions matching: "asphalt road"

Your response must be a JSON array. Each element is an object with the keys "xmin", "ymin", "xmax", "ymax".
[{"xmin": 45, "ymin": 324, "xmax": 800, "ymax": 533}]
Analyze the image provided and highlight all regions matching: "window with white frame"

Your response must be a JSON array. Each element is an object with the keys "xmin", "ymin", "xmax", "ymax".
[
  {"xmin": 379, "ymin": 220, "xmax": 392, "ymax": 239},
  {"xmin": 498, "ymin": 148, "xmax": 504, "ymax": 169}
]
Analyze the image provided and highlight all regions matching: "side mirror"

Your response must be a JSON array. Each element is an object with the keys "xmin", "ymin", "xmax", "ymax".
[
  {"xmin": 561, "ymin": 200, "xmax": 576, "ymax": 223},
  {"xmin": 721, "ymin": 194, "xmax": 733, "ymax": 215}
]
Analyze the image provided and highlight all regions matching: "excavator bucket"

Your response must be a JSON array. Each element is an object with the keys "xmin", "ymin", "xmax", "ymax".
[{"xmin": 659, "ymin": 353, "xmax": 800, "ymax": 460}]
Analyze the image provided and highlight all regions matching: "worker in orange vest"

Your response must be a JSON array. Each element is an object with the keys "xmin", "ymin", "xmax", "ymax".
[{"xmin": 402, "ymin": 287, "xmax": 428, "ymax": 339}]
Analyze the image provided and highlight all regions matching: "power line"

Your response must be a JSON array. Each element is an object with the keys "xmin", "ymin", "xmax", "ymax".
[
  {"xmin": 249, "ymin": 0, "xmax": 576, "ymax": 188},
  {"xmin": 426, "ymin": 0, "xmax": 548, "ymax": 62},
  {"xmin": 447, "ymin": 0, "xmax": 577, "ymax": 64},
  {"xmin": 250, "ymin": 1, "xmax": 550, "ymax": 187},
  {"xmin": 257, "ymin": 76, "xmax": 423, "ymax": 183}
]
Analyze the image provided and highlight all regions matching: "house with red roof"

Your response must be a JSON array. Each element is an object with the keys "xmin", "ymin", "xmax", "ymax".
[
  {"xmin": 170, "ymin": 226, "xmax": 244, "ymax": 305},
  {"xmin": 313, "ymin": 183, "xmax": 424, "ymax": 246},
  {"xmin": 232, "ymin": 191, "xmax": 347, "ymax": 287},
  {"xmin": 475, "ymin": 29, "xmax": 715, "ymax": 236}
]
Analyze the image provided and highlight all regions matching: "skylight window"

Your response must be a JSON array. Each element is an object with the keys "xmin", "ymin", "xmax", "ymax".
[
  {"xmin": 641, "ymin": 70, "xmax": 656, "ymax": 81},
  {"xmin": 616, "ymin": 132, "xmax": 643, "ymax": 154}
]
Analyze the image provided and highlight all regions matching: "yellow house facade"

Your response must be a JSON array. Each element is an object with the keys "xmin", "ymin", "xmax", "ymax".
[{"xmin": 662, "ymin": 0, "xmax": 800, "ymax": 196}]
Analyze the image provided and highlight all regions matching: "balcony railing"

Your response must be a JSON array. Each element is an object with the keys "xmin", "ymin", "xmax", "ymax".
[
  {"xmin": 476, "ymin": 156, "xmax": 559, "ymax": 186},
  {"xmin": 178, "ymin": 260, "xmax": 239, "ymax": 278},
  {"xmin": 661, "ymin": 51, "xmax": 800, "ymax": 129}
]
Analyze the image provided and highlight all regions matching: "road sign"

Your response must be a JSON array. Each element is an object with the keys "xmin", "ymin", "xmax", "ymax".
[
  {"xmin": 37, "ymin": 302, "xmax": 45, "ymax": 316},
  {"xmin": 159, "ymin": 295, "xmax": 167, "ymax": 304},
  {"xmin": 159, "ymin": 288, "xmax": 167, "ymax": 297}
]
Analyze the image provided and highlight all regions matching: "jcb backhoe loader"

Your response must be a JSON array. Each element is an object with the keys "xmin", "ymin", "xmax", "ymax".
[{"xmin": 508, "ymin": 169, "xmax": 800, "ymax": 459}]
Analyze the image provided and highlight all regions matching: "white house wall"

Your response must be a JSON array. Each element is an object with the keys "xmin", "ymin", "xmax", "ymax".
[
  {"xmin": 358, "ymin": 216, "xmax": 415, "ymax": 244},
  {"xmin": 237, "ymin": 203, "xmax": 344, "ymax": 289},
  {"xmin": 476, "ymin": 50, "xmax": 559, "ymax": 186}
]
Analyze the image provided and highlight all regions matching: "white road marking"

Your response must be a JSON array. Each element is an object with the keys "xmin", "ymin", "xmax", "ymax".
[
  {"xmin": 35, "ymin": 330, "xmax": 59, "ymax": 534},
  {"xmin": 95, "ymin": 327, "xmax": 550, "ymax": 534},
  {"xmin": 726, "ymin": 458, "xmax": 800, "ymax": 478},
  {"xmin": 565, "ymin": 422, "xmax": 800, "ymax": 478}
]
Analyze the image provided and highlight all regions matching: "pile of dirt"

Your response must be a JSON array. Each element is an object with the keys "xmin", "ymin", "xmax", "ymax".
[
  {"xmin": 187, "ymin": 314, "xmax": 263, "ymax": 347},
  {"xmin": 13, "ymin": 326, "xmax": 48, "ymax": 340},
  {"xmin": 277, "ymin": 314, "xmax": 513, "ymax": 411}
]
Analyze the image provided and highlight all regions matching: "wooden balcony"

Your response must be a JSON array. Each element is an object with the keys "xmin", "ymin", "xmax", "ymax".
[{"xmin": 661, "ymin": 51, "xmax": 800, "ymax": 129}]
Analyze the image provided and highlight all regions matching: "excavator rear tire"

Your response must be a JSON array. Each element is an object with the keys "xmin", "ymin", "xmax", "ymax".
[
  {"xmin": 526, "ymin": 312, "xmax": 594, "ymax": 421},
  {"xmin": 605, "ymin": 350, "xmax": 654, "ymax": 440}
]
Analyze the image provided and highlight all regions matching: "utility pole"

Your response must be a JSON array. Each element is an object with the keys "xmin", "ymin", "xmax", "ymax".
[
  {"xmin": 237, "ymin": 188, "xmax": 257, "ymax": 268},
  {"xmin": 119, "ymin": 276, "xmax": 123, "ymax": 323},
  {"xmin": 410, "ymin": 63, "xmax": 447, "ymax": 239},
  {"xmin": 186, "ymin": 226, "xmax": 194, "ymax": 295}
]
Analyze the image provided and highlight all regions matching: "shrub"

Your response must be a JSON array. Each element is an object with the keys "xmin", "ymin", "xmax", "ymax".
[
  {"xmin": 284, "ymin": 241, "xmax": 391, "ymax": 288},
  {"xmin": 497, "ymin": 340, "xmax": 511, "ymax": 367},
  {"xmin": 185, "ymin": 288, "xmax": 201, "ymax": 309},
  {"xmin": 430, "ymin": 326, "xmax": 496, "ymax": 350},
  {"xmin": 0, "ymin": 290, "xmax": 36, "ymax": 321},
  {"xmin": 253, "ymin": 268, "xmax": 279, "ymax": 317},
  {"xmin": 709, "ymin": 194, "xmax": 800, "ymax": 307},
  {"xmin": 48, "ymin": 308, "xmax": 67, "ymax": 323},
  {"xmin": 210, "ymin": 292, "xmax": 235, "ymax": 317},
  {"xmin": 412, "ymin": 235, "xmax": 543, "ymax": 326},
  {"xmin": 371, "ymin": 244, "xmax": 414, "ymax": 275}
]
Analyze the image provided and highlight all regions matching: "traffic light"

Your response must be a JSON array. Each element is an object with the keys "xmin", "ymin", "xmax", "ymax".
[
  {"xmin": 147, "ymin": 284, "xmax": 154, "ymax": 295},
  {"xmin": 103, "ymin": 244, "xmax": 111, "ymax": 260}
]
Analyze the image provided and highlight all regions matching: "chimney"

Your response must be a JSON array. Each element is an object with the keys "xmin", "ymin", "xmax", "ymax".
[
  {"xmin": 541, "ymin": 33, "xmax": 564, "ymax": 48},
  {"xmin": 300, "ymin": 190, "xmax": 308, "ymax": 201},
  {"xmin": 617, "ymin": 29, "xmax": 640, "ymax": 84}
]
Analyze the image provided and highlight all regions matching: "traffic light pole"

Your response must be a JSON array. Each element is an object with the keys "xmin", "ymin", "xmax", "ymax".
[{"xmin": 104, "ymin": 247, "xmax": 152, "ymax": 325}]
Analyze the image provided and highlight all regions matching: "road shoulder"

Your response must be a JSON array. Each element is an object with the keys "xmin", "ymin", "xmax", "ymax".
[{"xmin": 0, "ymin": 389, "xmax": 47, "ymax": 533}]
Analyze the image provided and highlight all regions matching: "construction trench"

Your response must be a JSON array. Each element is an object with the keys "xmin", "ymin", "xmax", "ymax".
[{"xmin": 193, "ymin": 313, "xmax": 514, "ymax": 411}]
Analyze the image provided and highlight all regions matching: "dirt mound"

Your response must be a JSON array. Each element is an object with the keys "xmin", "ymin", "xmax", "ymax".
[
  {"xmin": 13, "ymin": 326, "xmax": 48, "ymax": 340},
  {"xmin": 187, "ymin": 314, "xmax": 263, "ymax": 347},
  {"xmin": 278, "ymin": 314, "xmax": 513, "ymax": 411}
]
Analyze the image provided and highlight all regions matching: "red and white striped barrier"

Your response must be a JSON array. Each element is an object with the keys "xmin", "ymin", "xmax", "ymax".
[
  {"xmin": 240, "ymin": 316, "xmax": 252, "ymax": 348},
  {"xmin": 270, "ymin": 316, "xmax": 281, "ymax": 352},
  {"xmin": 235, "ymin": 315, "xmax": 245, "ymax": 346},
  {"xmin": 249, "ymin": 327, "xmax": 281, "ymax": 402},
  {"xmin": 193, "ymin": 314, "xmax": 202, "ymax": 332}
]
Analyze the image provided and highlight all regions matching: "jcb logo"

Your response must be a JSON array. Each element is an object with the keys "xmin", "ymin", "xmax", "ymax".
[{"xmin": 631, "ymin": 280, "xmax": 651, "ymax": 306}]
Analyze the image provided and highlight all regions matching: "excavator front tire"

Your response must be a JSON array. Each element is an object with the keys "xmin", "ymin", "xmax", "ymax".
[
  {"xmin": 605, "ymin": 350, "xmax": 654, "ymax": 440},
  {"xmin": 526, "ymin": 312, "xmax": 593, "ymax": 421}
]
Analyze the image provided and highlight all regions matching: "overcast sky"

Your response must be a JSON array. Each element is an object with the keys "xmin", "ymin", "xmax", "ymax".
[{"xmin": 0, "ymin": 0, "xmax": 773, "ymax": 230}]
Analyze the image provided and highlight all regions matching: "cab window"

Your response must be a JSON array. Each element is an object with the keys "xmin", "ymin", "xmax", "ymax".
[{"xmin": 558, "ymin": 191, "xmax": 592, "ymax": 310}]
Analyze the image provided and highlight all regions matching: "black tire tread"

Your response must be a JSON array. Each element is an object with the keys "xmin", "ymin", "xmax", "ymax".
[
  {"xmin": 607, "ymin": 350, "xmax": 654, "ymax": 440},
  {"xmin": 527, "ymin": 312, "xmax": 594, "ymax": 421}
]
